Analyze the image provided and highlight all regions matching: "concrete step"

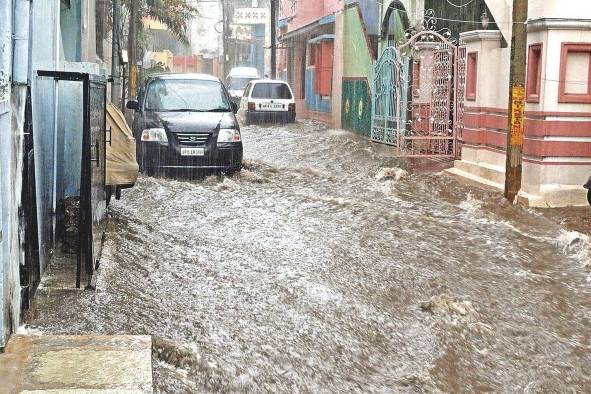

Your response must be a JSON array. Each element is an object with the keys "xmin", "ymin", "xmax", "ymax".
[
  {"xmin": 452, "ymin": 159, "xmax": 506, "ymax": 187},
  {"xmin": 0, "ymin": 335, "xmax": 153, "ymax": 393}
]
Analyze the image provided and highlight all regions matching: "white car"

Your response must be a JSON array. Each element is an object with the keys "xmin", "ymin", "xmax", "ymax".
[
  {"xmin": 240, "ymin": 80, "xmax": 296, "ymax": 125},
  {"xmin": 226, "ymin": 67, "xmax": 260, "ymax": 104}
]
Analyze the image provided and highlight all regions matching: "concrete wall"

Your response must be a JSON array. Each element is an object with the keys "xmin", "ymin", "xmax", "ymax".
[
  {"xmin": 0, "ymin": 0, "xmax": 26, "ymax": 349},
  {"xmin": 0, "ymin": 0, "xmax": 12, "ymax": 350},
  {"xmin": 331, "ymin": 11, "xmax": 344, "ymax": 127},
  {"xmin": 528, "ymin": 0, "xmax": 591, "ymax": 20},
  {"xmin": 60, "ymin": 0, "xmax": 82, "ymax": 62},
  {"xmin": 30, "ymin": 0, "xmax": 60, "ymax": 272},
  {"xmin": 454, "ymin": 9, "xmax": 591, "ymax": 207}
]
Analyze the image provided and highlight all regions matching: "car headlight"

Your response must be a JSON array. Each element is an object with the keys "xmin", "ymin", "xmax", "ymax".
[
  {"xmin": 141, "ymin": 128, "xmax": 168, "ymax": 143},
  {"xmin": 217, "ymin": 128, "xmax": 241, "ymax": 143}
]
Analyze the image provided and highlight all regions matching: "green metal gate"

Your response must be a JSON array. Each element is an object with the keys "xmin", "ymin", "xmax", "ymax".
[{"xmin": 371, "ymin": 30, "xmax": 466, "ymax": 157}]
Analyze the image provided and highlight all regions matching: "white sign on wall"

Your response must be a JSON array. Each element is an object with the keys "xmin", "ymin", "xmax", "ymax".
[{"xmin": 234, "ymin": 8, "xmax": 269, "ymax": 25}]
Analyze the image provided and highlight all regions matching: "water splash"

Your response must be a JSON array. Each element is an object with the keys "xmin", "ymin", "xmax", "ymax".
[
  {"xmin": 556, "ymin": 230, "xmax": 591, "ymax": 268},
  {"xmin": 420, "ymin": 294, "xmax": 479, "ymax": 325},
  {"xmin": 375, "ymin": 167, "xmax": 408, "ymax": 182},
  {"xmin": 459, "ymin": 192, "xmax": 483, "ymax": 214}
]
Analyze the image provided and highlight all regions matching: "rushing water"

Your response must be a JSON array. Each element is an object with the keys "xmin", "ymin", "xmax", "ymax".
[{"xmin": 26, "ymin": 120, "xmax": 591, "ymax": 392}]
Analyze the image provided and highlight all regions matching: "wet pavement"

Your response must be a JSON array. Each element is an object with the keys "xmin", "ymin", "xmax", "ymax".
[{"xmin": 26, "ymin": 120, "xmax": 591, "ymax": 393}]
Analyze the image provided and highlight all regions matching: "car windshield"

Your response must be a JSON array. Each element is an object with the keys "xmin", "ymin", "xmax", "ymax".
[
  {"xmin": 228, "ymin": 77, "xmax": 255, "ymax": 90},
  {"xmin": 252, "ymin": 83, "xmax": 293, "ymax": 99},
  {"xmin": 144, "ymin": 79, "xmax": 231, "ymax": 112}
]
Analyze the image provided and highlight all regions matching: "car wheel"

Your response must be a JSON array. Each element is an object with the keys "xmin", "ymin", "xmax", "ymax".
[
  {"xmin": 225, "ymin": 165, "xmax": 242, "ymax": 176},
  {"xmin": 106, "ymin": 186, "xmax": 112, "ymax": 206}
]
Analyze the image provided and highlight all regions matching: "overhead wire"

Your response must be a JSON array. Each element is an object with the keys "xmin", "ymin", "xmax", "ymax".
[
  {"xmin": 365, "ymin": 0, "xmax": 527, "ymax": 25},
  {"xmin": 445, "ymin": 0, "xmax": 477, "ymax": 8}
]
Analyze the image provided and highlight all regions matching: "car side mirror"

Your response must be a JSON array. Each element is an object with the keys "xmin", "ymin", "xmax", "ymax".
[
  {"xmin": 231, "ymin": 102, "xmax": 238, "ymax": 114},
  {"xmin": 126, "ymin": 100, "xmax": 139, "ymax": 111}
]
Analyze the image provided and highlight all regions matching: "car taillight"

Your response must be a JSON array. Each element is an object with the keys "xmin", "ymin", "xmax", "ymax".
[
  {"xmin": 288, "ymin": 103, "xmax": 296, "ymax": 112},
  {"xmin": 248, "ymin": 102, "xmax": 256, "ymax": 111}
]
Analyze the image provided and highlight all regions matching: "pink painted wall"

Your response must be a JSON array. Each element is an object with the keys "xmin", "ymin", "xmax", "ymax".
[{"xmin": 280, "ymin": 0, "xmax": 343, "ymax": 33}]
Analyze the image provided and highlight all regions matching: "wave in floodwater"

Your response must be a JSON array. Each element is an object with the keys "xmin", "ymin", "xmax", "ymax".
[{"xmin": 24, "ymin": 121, "xmax": 591, "ymax": 393}]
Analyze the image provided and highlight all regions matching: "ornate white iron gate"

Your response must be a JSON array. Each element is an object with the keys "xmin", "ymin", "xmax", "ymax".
[{"xmin": 371, "ymin": 30, "xmax": 466, "ymax": 157}]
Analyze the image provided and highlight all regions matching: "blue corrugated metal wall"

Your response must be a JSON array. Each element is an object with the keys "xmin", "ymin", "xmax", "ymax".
[{"xmin": 305, "ymin": 68, "xmax": 332, "ymax": 113}]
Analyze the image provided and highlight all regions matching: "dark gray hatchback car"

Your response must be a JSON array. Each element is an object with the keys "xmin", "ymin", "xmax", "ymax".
[{"xmin": 127, "ymin": 73, "xmax": 243, "ymax": 176}]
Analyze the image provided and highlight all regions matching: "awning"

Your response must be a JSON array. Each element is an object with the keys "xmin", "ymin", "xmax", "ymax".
[
  {"xmin": 279, "ymin": 14, "xmax": 335, "ymax": 41},
  {"xmin": 308, "ymin": 34, "xmax": 335, "ymax": 44}
]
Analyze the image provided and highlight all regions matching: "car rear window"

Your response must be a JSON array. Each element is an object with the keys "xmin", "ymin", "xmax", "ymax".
[{"xmin": 251, "ymin": 83, "xmax": 293, "ymax": 99}]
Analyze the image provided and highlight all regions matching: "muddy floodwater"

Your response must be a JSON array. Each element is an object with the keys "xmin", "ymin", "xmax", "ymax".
[{"xmin": 27, "ymin": 120, "xmax": 591, "ymax": 392}]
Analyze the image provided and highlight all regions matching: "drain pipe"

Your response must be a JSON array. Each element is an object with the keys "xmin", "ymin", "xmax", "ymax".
[
  {"xmin": 12, "ymin": 0, "xmax": 29, "ymax": 85},
  {"xmin": 0, "ymin": 0, "xmax": 12, "ymax": 349}
]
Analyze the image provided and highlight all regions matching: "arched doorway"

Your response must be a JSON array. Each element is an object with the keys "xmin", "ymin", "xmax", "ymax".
[{"xmin": 381, "ymin": 1, "xmax": 410, "ymax": 47}]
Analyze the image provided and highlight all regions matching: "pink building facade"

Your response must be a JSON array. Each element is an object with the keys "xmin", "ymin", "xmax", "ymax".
[
  {"xmin": 451, "ymin": 0, "xmax": 591, "ymax": 207},
  {"xmin": 278, "ymin": 0, "xmax": 345, "ymax": 126}
]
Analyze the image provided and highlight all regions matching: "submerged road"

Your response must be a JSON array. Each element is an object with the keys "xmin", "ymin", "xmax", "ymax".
[{"xmin": 29, "ymin": 120, "xmax": 591, "ymax": 392}]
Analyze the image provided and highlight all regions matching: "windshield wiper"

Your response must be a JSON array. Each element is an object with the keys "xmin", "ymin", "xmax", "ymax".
[
  {"xmin": 206, "ymin": 108, "xmax": 231, "ymax": 112},
  {"xmin": 166, "ymin": 109, "xmax": 205, "ymax": 112}
]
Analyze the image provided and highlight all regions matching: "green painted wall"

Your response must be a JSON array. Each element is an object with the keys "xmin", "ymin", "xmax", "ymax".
[
  {"xmin": 342, "ymin": 78, "xmax": 372, "ymax": 136},
  {"xmin": 343, "ymin": 7, "xmax": 374, "ymax": 80},
  {"xmin": 342, "ymin": 7, "xmax": 374, "ymax": 135}
]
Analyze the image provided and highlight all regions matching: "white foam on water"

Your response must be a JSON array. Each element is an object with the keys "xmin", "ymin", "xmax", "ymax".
[
  {"xmin": 216, "ymin": 177, "xmax": 240, "ymax": 192},
  {"xmin": 556, "ymin": 230, "xmax": 591, "ymax": 268},
  {"xmin": 458, "ymin": 192, "xmax": 482, "ymax": 214},
  {"xmin": 375, "ymin": 167, "xmax": 408, "ymax": 182},
  {"xmin": 16, "ymin": 325, "xmax": 44, "ymax": 336}
]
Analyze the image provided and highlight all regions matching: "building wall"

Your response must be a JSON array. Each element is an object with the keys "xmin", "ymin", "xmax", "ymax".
[
  {"xmin": 0, "ymin": 0, "xmax": 26, "ymax": 349},
  {"xmin": 30, "ymin": 0, "xmax": 60, "ymax": 274},
  {"xmin": 279, "ymin": 0, "xmax": 341, "ymax": 32},
  {"xmin": 341, "ymin": 4, "xmax": 374, "ymax": 135},
  {"xmin": 151, "ymin": 50, "xmax": 174, "ymax": 70},
  {"xmin": 60, "ymin": 0, "xmax": 82, "ymax": 62},
  {"xmin": 0, "ymin": 0, "xmax": 12, "ymax": 350},
  {"xmin": 528, "ymin": 0, "xmax": 591, "ymax": 20},
  {"xmin": 454, "ymin": 4, "xmax": 591, "ymax": 207}
]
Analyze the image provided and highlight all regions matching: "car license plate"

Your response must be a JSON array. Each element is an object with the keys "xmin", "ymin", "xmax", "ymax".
[
  {"xmin": 260, "ymin": 103, "xmax": 284, "ymax": 111},
  {"xmin": 181, "ymin": 147, "xmax": 205, "ymax": 156}
]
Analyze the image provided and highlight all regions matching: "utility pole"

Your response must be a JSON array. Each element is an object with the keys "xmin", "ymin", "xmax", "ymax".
[
  {"xmin": 270, "ymin": 0, "xmax": 277, "ymax": 79},
  {"xmin": 504, "ymin": 0, "xmax": 528, "ymax": 202},
  {"xmin": 222, "ymin": 0, "xmax": 230, "ymax": 81},
  {"xmin": 111, "ymin": 0, "xmax": 121, "ymax": 106},
  {"xmin": 128, "ymin": 0, "xmax": 138, "ymax": 100}
]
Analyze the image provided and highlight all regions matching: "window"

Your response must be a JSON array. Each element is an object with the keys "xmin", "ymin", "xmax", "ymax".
[
  {"xmin": 526, "ymin": 44, "xmax": 543, "ymax": 103},
  {"xmin": 466, "ymin": 52, "xmax": 478, "ymax": 101},
  {"xmin": 314, "ymin": 40, "xmax": 334, "ymax": 97},
  {"xmin": 243, "ymin": 83, "xmax": 252, "ymax": 98},
  {"xmin": 252, "ymin": 83, "xmax": 293, "ymax": 99},
  {"xmin": 228, "ymin": 77, "xmax": 256, "ymax": 90},
  {"xmin": 559, "ymin": 43, "xmax": 591, "ymax": 103},
  {"xmin": 144, "ymin": 79, "xmax": 231, "ymax": 112}
]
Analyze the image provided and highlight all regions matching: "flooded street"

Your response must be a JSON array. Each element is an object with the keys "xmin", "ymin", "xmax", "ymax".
[{"xmin": 27, "ymin": 120, "xmax": 591, "ymax": 392}]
